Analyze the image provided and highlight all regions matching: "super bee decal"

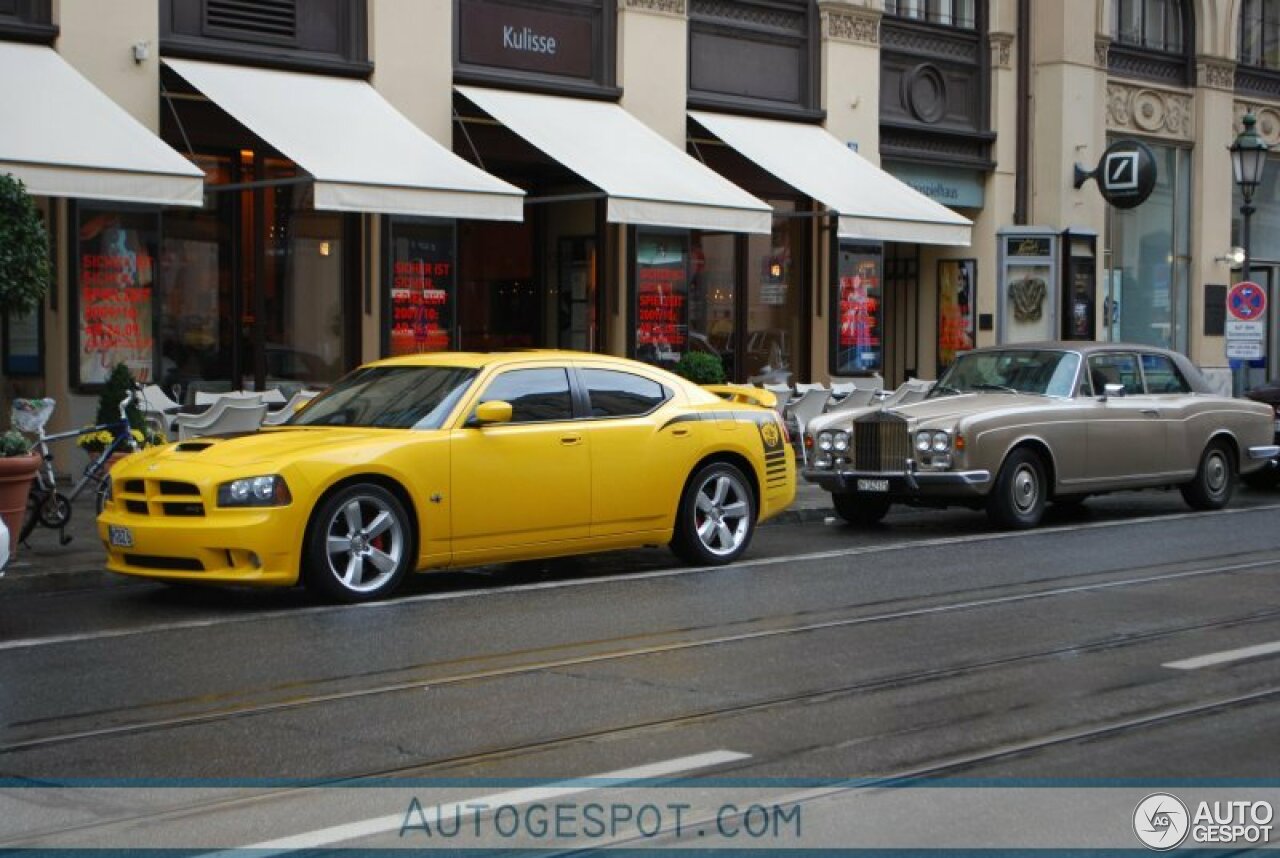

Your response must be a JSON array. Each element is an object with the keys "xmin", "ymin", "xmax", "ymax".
[{"xmin": 759, "ymin": 416, "xmax": 790, "ymax": 490}]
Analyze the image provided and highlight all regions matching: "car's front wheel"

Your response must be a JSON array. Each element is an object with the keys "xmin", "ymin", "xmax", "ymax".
[
  {"xmin": 832, "ymin": 492, "xmax": 891, "ymax": 526},
  {"xmin": 305, "ymin": 483, "xmax": 413, "ymax": 602},
  {"xmin": 987, "ymin": 448, "xmax": 1046, "ymax": 529},
  {"xmin": 670, "ymin": 462, "xmax": 756, "ymax": 565},
  {"xmin": 1180, "ymin": 441, "xmax": 1235, "ymax": 510}
]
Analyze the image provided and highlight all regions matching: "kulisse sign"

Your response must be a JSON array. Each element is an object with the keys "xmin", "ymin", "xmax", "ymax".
[{"xmin": 459, "ymin": 0, "xmax": 594, "ymax": 79}]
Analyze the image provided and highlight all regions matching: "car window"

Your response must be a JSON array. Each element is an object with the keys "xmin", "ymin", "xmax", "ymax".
[
  {"xmin": 932, "ymin": 349, "xmax": 1079, "ymax": 397},
  {"xmin": 478, "ymin": 368, "xmax": 573, "ymax": 423},
  {"xmin": 582, "ymin": 369, "xmax": 669, "ymax": 418},
  {"xmin": 1140, "ymin": 353, "xmax": 1191, "ymax": 393},
  {"xmin": 1088, "ymin": 353, "xmax": 1144, "ymax": 395},
  {"xmin": 292, "ymin": 366, "xmax": 477, "ymax": 429}
]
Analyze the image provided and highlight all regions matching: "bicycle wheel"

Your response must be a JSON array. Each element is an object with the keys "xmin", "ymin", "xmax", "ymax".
[
  {"xmin": 19, "ymin": 491, "xmax": 42, "ymax": 542},
  {"xmin": 37, "ymin": 492, "xmax": 72, "ymax": 528}
]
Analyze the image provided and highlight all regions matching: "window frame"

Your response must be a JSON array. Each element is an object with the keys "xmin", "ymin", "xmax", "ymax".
[
  {"xmin": 0, "ymin": 0, "xmax": 55, "ymax": 43},
  {"xmin": 1088, "ymin": 352, "xmax": 1146, "ymax": 397},
  {"xmin": 1137, "ymin": 352, "xmax": 1192, "ymax": 394},
  {"xmin": 475, "ymin": 366, "xmax": 578, "ymax": 425},
  {"xmin": 882, "ymin": 0, "xmax": 977, "ymax": 30},
  {"xmin": 576, "ymin": 366, "xmax": 673, "ymax": 421},
  {"xmin": 1107, "ymin": 0, "xmax": 1194, "ymax": 86}
]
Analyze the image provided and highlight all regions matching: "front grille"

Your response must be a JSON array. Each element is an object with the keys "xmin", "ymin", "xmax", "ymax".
[
  {"xmin": 123, "ymin": 554, "xmax": 205, "ymax": 572},
  {"xmin": 853, "ymin": 412, "xmax": 911, "ymax": 472},
  {"xmin": 116, "ymin": 480, "xmax": 206, "ymax": 517}
]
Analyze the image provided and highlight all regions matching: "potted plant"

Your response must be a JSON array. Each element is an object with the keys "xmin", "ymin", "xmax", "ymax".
[
  {"xmin": 77, "ymin": 363, "xmax": 163, "ymax": 468},
  {"xmin": 0, "ymin": 173, "xmax": 52, "ymax": 559},
  {"xmin": 672, "ymin": 351, "xmax": 727, "ymax": 385}
]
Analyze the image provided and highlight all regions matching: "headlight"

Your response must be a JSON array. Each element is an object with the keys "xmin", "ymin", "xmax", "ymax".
[
  {"xmin": 932, "ymin": 431, "xmax": 950, "ymax": 453},
  {"xmin": 817, "ymin": 431, "xmax": 834, "ymax": 451},
  {"xmin": 832, "ymin": 431, "xmax": 850, "ymax": 452},
  {"xmin": 915, "ymin": 430, "xmax": 932, "ymax": 452},
  {"xmin": 217, "ymin": 475, "xmax": 292, "ymax": 508}
]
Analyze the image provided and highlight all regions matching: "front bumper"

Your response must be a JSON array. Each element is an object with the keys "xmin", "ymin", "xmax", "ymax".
[
  {"xmin": 1248, "ymin": 443, "xmax": 1280, "ymax": 461},
  {"xmin": 803, "ymin": 467, "xmax": 992, "ymax": 499}
]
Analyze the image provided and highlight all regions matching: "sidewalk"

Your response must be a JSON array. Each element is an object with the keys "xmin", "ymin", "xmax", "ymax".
[{"xmin": 2, "ymin": 478, "xmax": 834, "ymax": 597}]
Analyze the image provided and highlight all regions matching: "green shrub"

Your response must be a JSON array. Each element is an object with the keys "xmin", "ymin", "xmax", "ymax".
[
  {"xmin": 0, "ymin": 174, "xmax": 52, "ymax": 318},
  {"xmin": 673, "ymin": 351, "xmax": 726, "ymax": 385},
  {"xmin": 0, "ymin": 430, "xmax": 30, "ymax": 458},
  {"xmin": 95, "ymin": 363, "xmax": 145, "ymax": 433}
]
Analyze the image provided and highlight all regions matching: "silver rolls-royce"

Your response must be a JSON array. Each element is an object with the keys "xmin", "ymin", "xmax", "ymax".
[{"xmin": 804, "ymin": 343, "xmax": 1279, "ymax": 529}]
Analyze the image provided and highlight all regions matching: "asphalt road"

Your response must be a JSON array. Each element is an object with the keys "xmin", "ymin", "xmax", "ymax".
[{"xmin": 2, "ymin": 486, "xmax": 1280, "ymax": 849}]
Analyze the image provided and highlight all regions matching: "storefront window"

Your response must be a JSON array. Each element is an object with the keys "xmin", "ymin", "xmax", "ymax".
[
  {"xmin": 1106, "ymin": 142, "xmax": 1191, "ymax": 352},
  {"xmin": 688, "ymin": 232, "xmax": 737, "ymax": 379},
  {"xmin": 745, "ymin": 205, "xmax": 804, "ymax": 380},
  {"xmin": 459, "ymin": 220, "xmax": 537, "ymax": 350},
  {"xmin": 75, "ymin": 206, "xmax": 160, "ymax": 386},
  {"xmin": 832, "ymin": 243, "xmax": 884, "ymax": 375},
  {"xmin": 386, "ymin": 218, "xmax": 456, "ymax": 355},
  {"xmin": 633, "ymin": 229, "xmax": 689, "ymax": 368}
]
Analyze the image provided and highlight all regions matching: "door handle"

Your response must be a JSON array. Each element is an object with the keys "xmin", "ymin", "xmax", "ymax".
[
  {"xmin": 1141, "ymin": 409, "xmax": 1160, "ymax": 417},
  {"xmin": 560, "ymin": 433, "xmax": 583, "ymax": 446},
  {"xmin": 671, "ymin": 427, "xmax": 691, "ymax": 437}
]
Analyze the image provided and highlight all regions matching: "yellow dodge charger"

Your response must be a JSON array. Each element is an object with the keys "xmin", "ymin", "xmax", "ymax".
[{"xmin": 98, "ymin": 352, "xmax": 796, "ymax": 601}]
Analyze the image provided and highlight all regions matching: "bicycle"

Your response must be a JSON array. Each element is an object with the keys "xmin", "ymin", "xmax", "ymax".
[{"xmin": 12, "ymin": 386, "xmax": 145, "ymax": 547}]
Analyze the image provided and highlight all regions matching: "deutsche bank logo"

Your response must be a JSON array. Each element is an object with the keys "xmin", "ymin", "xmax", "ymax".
[
  {"xmin": 1104, "ymin": 151, "xmax": 1141, "ymax": 193},
  {"xmin": 1134, "ymin": 793, "xmax": 1190, "ymax": 850}
]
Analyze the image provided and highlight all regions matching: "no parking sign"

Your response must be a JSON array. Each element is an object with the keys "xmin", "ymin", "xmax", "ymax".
[{"xmin": 1226, "ymin": 281, "xmax": 1267, "ymax": 361}]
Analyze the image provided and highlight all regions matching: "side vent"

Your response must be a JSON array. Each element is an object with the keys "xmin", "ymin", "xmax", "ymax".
[
  {"xmin": 175, "ymin": 441, "xmax": 216, "ymax": 453},
  {"xmin": 204, "ymin": 0, "xmax": 297, "ymax": 42}
]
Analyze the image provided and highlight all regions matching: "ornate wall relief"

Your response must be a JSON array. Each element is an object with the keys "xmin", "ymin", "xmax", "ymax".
[
  {"xmin": 1234, "ymin": 102, "xmax": 1280, "ymax": 146},
  {"xmin": 990, "ymin": 32, "xmax": 1012, "ymax": 70},
  {"xmin": 620, "ymin": 0, "xmax": 685, "ymax": 16},
  {"xmin": 1105, "ymin": 82, "xmax": 1193, "ymax": 141},
  {"xmin": 821, "ymin": 6, "xmax": 878, "ymax": 44},
  {"xmin": 1198, "ymin": 57, "xmax": 1235, "ymax": 91}
]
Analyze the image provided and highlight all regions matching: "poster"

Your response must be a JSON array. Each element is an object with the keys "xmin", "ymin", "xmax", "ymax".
[
  {"xmin": 937, "ymin": 259, "xmax": 976, "ymax": 372},
  {"xmin": 388, "ymin": 220, "xmax": 455, "ymax": 355},
  {"xmin": 833, "ymin": 244, "xmax": 882, "ymax": 375},
  {"xmin": 635, "ymin": 232, "xmax": 689, "ymax": 365},
  {"xmin": 77, "ymin": 210, "xmax": 158, "ymax": 385}
]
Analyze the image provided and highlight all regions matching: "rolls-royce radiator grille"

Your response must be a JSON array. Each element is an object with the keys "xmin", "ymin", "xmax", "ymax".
[{"xmin": 853, "ymin": 413, "xmax": 911, "ymax": 472}]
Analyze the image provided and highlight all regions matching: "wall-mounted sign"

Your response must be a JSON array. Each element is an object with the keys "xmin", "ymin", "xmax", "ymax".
[
  {"xmin": 1225, "ymin": 280, "xmax": 1267, "ymax": 361},
  {"xmin": 386, "ymin": 219, "xmax": 455, "ymax": 355},
  {"xmin": 634, "ymin": 231, "xmax": 689, "ymax": 366},
  {"xmin": 459, "ymin": 0, "xmax": 595, "ymax": 79},
  {"xmin": 1006, "ymin": 236, "xmax": 1052, "ymax": 258},
  {"xmin": 1073, "ymin": 139, "xmax": 1158, "ymax": 210},
  {"xmin": 885, "ymin": 161, "xmax": 985, "ymax": 209}
]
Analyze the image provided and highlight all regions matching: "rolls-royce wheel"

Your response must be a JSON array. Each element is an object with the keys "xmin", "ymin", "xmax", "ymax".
[
  {"xmin": 305, "ymin": 483, "xmax": 413, "ymax": 602},
  {"xmin": 1180, "ymin": 441, "xmax": 1235, "ymax": 510},
  {"xmin": 670, "ymin": 462, "xmax": 756, "ymax": 565},
  {"xmin": 832, "ymin": 492, "xmax": 891, "ymax": 526},
  {"xmin": 987, "ymin": 448, "xmax": 1046, "ymax": 529}
]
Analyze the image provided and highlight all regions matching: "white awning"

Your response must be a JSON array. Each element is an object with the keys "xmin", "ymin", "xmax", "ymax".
[
  {"xmin": 457, "ymin": 86, "xmax": 772, "ymax": 235},
  {"xmin": 165, "ymin": 59, "xmax": 523, "ymax": 221},
  {"xmin": 0, "ymin": 42, "xmax": 203, "ymax": 206},
  {"xmin": 690, "ymin": 111, "xmax": 973, "ymax": 247}
]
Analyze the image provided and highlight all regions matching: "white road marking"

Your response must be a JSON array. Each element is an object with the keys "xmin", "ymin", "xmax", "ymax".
[
  {"xmin": 1163, "ymin": 640, "xmax": 1280, "ymax": 670},
  {"xmin": 4, "ymin": 502, "xmax": 1280, "ymax": 653},
  {"xmin": 202, "ymin": 750, "xmax": 749, "ymax": 856}
]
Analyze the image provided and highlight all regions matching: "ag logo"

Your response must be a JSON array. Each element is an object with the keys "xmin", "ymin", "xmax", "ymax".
[
  {"xmin": 1134, "ymin": 793, "xmax": 1189, "ymax": 850},
  {"xmin": 760, "ymin": 422, "xmax": 780, "ymax": 449}
]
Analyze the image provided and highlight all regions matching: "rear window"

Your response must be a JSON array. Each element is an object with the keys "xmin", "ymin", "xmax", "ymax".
[
  {"xmin": 582, "ymin": 369, "xmax": 669, "ymax": 418},
  {"xmin": 1088, "ymin": 353, "xmax": 1144, "ymax": 396},
  {"xmin": 1141, "ymin": 354, "xmax": 1191, "ymax": 393}
]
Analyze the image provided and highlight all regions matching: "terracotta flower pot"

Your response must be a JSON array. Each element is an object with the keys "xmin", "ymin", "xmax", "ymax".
[
  {"xmin": 0, "ymin": 453, "xmax": 41, "ymax": 560},
  {"xmin": 105, "ymin": 451, "xmax": 132, "ymax": 472}
]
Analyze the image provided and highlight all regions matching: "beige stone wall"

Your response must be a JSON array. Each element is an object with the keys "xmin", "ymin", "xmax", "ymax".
[
  {"xmin": 369, "ymin": 0, "xmax": 452, "ymax": 142},
  {"xmin": 617, "ymin": 0, "xmax": 688, "ymax": 144},
  {"xmin": 54, "ymin": 0, "xmax": 159, "ymax": 130}
]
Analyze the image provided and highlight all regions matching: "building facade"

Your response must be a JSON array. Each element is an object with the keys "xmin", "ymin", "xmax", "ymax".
[{"xmin": 0, "ymin": 0, "xmax": 1272, "ymax": 440}]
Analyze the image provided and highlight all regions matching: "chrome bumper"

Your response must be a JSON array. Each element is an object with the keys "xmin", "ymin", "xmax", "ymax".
[
  {"xmin": 1248, "ymin": 444, "xmax": 1280, "ymax": 461},
  {"xmin": 804, "ymin": 467, "xmax": 992, "ymax": 496}
]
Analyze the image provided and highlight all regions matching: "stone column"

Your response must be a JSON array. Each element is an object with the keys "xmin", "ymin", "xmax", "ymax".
[{"xmin": 617, "ymin": 0, "xmax": 688, "ymax": 144}]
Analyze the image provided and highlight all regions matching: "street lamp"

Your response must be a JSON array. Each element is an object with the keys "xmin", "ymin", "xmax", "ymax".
[{"xmin": 1230, "ymin": 112, "xmax": 1270, "ymax": 394}]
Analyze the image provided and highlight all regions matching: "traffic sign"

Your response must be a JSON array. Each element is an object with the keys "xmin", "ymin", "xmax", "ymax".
[{"xmin": 1228, "ymin": 281, "xmax": 1267, "ymax": 322}]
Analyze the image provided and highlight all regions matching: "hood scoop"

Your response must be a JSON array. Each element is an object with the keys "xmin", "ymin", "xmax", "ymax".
[{"xmin": 175, "ymin": 441, "xmax": 216, "ymax": 453}]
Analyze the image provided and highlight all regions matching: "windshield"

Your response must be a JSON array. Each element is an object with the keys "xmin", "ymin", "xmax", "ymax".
[
  {"xmin": 290, "ymin": 366, "xmax": 478, "ymax": 429},
  {"xmin": 931, "ymin": 350, "xmax": 1081, "ymax": 398}
]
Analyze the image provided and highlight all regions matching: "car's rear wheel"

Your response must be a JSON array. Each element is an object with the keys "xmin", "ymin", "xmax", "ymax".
[
  {"xmin": 305, "ymin": 483, "xmax": 412, "ymax": 602},
  {"xmin": 832, "ymin": 492, "xmax": 891, "ymax": 526},
  {"xmin": 1180, "ymin": 441, "xmax": 1235, "ymax": 510},
  {"xmin": 670, "ymin": 462, "xmax": 756, "ymax": 565},
  {"xmin": 987, "ymin": 448, "xmax": 1046, "ymax": 529}
]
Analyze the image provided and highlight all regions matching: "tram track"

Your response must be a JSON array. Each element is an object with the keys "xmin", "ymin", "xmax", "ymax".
[{"xmin": 5, "ymin": 552, "xmax": 1280, "ymax": 757}]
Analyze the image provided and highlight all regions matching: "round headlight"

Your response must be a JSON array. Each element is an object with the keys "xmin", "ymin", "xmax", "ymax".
[
  {"xmin": 229, "ymin": 480, "xmax": 251, "ymax": 502},
  {"xmin": 915, "ymin": 430, "xmax": 932, "ymax": 452},
  {"xmin": 932, "ymin": 431, "xmax": 950, "ymax": 453},
  {"xmin": 817, "ymin": 431, "xmax": 834, "ymax": 451},
  {"xmin": 251, "ymin": 476, "xmax": 276, "ymax": 500},
  {"xmin": 833, "ymin": 431, "xmax": 850, "ymax": 452}
]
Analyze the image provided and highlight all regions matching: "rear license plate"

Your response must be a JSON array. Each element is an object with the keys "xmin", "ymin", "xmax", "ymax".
[
  {"xmin": 857, "ymin": 478, "xmax": 890, "ymax": 493},
  {"xmin": 108, "ymin": 525, "xmax": 133, "ymax": 548}
]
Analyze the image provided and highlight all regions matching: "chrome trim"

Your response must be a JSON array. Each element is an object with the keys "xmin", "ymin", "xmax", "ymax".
[
  {"xmin": 1247, "ymin": 445, "xmax": 1280, "ymax": 461},
  {"xmin": 806, "ymin": 468, "xmax": 992, "ymax": 486}
]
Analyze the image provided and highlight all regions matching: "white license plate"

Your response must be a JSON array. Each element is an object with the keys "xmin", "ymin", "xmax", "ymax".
[
  {"xmin": 857, "ymin": 478, "xmax": 890, "ymax": 493},
  {"xmin": 108, "ymin": 525, "xmax": 134, "ymax": 548}
]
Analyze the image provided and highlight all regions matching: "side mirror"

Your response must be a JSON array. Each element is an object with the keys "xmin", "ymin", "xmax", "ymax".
[
  {"xmin": 1102, "ymin": 383, "xmax": 1125, "ymax": 401},
  {"xmin": 470, "ymin": 400, "xmax": 513, "ymax": 426}
]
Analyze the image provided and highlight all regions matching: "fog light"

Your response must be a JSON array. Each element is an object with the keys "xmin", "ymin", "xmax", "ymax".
[
  {"xmin": 249, "ymin": 552, "xmax": 262, "ymax": 569},
  {"xmin": 814, "ymin": 452, "xmax": 834, "ymax": 469}
]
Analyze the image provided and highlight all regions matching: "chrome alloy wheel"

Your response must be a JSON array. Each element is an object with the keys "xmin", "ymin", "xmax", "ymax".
[
  {"xmin": 693, "ymin": 471, "xmax": 751, "ymax": 557},
  {"xmin": 323, "ymin": 495, "xmax": 406, "ymax": 594},
  {"xmin": 1011, "ymin": 461, "xmax": 1040, "ymax": 515}
]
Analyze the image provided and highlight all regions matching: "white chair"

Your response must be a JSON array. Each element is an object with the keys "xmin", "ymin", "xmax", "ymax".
[
  {"xmin": 262, "ymin": 389, "xmax": 320, "ymax": 426},
  {"xmin": 176, "ymin": 400, "xmax": 268, "ymax": 440},
  {"xmin": 827, "ymin": 386, "xmax": 878, "ymax": 411},
  {"xmin": 880, "ymin": 379, "xmax": 934, "ymax": 407},
  {"xmin": 795, "ymin": 382, "xmax": 826, "ymax": 395},
  {"xmin": 830, "ymin": 382, "xmax": 856, "ymax": 399},
  {"xmin": 138, "ymin": 384, "xmax": 182, "ymax": 436},
  {"xmin": 784, "ymin": 388, "xmax": 831, "ymax": 456},
  {"xmin": 763, "ymin": 384, "xmax": 794, "ymax": 414},
  {"xmin": 194, "ymin": 390, "xmax": 265, "ymax": 407}
]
